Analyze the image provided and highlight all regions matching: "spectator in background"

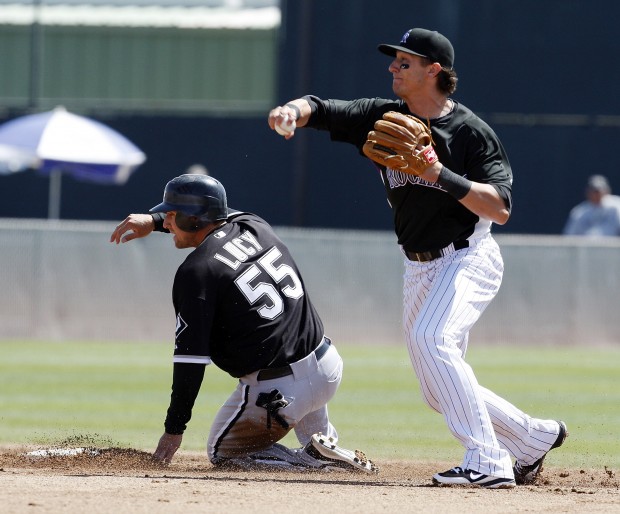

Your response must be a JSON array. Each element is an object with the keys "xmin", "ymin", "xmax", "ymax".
[
  {"xmin": 563, "ymin": 175, "xmax": 620, "ymax": 236},
  {"xmin": 186, "ymin": 163, "xmax": 209, "ymax": 175}
]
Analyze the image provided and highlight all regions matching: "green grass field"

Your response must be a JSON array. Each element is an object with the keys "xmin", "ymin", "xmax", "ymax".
[{"xmin": 1, "ymin": 340, "xmax": 619, "ymax": 469}]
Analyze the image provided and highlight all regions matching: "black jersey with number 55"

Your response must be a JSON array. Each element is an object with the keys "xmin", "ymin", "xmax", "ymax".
[{"xmin": 171, "ymin": 211, "xmax": 324, "ymax": 378}]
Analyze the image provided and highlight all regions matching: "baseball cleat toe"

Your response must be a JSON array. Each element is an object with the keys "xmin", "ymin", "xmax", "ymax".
[
  {"xmin": 513, "ymin": 420, "xmax": 568, "ymax": 485},
  {"xmin": 304, "ymin": 433, "xmax": 379, "ymax": 474}
]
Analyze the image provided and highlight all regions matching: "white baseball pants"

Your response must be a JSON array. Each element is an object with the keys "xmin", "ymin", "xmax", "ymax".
[{"xmin": 403, "ymin": 233, "xmax": 561, "ymax": 478}]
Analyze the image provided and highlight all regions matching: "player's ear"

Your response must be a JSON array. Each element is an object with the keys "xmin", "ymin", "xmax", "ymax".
[
  {"xmin": 175, "ymin": 212, "xmax": 206, "ymax": 232},
  {"xmin": 427, "ymin": 62, "xmax": 442, "ymax": 77}
]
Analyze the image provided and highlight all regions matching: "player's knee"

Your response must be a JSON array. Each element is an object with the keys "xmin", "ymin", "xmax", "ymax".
[
  {"xmin": 410, "ymin": 327, "xmax": 439, "ymax": 352},
  {"xmin": 410, "ymin": 326, "xmax": 460, "ymax": 355}
]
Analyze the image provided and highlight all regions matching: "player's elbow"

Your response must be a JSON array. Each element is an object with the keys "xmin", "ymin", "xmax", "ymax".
[{"xmin": 493, "ymin": 208, "xmax": 510, "ymax": 225}]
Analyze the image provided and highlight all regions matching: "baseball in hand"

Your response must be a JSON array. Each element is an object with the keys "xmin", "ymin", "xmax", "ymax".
[{"xmin": 275, "ymin": 116, "xmax": 296, "ymax": 137}]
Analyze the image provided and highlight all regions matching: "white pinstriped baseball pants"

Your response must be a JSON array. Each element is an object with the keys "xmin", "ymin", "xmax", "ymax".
[{"xmin": 403, "ymin": 233, "xmax": 561, "ymax": 478}]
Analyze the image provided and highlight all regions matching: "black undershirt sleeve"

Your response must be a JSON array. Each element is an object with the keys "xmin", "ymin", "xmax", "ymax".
[
  {"xmin": 164, "ymin": 363, "xmax": 206, "ymax": 435},
  {"xmin": 151, "ymin": 212, "xmax": 169, "ymax": 233},
  {"xmin": 492, "ymin": 183, "xmax": 512, "ymax": 212}
]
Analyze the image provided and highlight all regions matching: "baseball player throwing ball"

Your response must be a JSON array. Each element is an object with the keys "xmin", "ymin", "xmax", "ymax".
[
  {"xmin": 268, "ymin": 27, "xmax": 567, "ymax": 487},
  {"xmin": 110, "ymin": 174, "xmax": 377, "ymax": 473}
]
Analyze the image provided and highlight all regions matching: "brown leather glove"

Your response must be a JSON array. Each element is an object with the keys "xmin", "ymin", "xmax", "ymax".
[{"xmin": 363, "ymin": 112, "xmax": 438, "ymax": 175}]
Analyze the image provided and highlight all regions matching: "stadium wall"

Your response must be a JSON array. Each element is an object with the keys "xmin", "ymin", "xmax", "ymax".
[{"xmin": 1, "ymin": 219, "xmax": 618, "ymax": 346}]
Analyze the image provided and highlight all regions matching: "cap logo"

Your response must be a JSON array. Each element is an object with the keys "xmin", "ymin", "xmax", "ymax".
[{"xmin": 400, "ymin": 30, "xmax": 410, "ymax": 44}]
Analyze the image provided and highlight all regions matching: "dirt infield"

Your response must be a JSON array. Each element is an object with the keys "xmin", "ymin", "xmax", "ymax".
[{"xmin": 1, "ymin": 444, "xmax": 619, "ymax": 514}]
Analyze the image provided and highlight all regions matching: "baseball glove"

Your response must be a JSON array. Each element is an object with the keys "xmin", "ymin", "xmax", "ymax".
[{"xmin": 362, "ymin": 112, "xmax": 438, "ymax": 175}]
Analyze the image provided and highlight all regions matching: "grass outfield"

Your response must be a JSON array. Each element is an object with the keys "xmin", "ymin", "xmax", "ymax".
[{"xmin": 1, "ymin": 340, "xmax": 618, "ymax": 469}]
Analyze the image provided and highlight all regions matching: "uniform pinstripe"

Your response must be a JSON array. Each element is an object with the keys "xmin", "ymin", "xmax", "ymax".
[
  {"xmin": 403, "ymin": 234, "xmax": 560, "ymax": 477},
  {"xmin": 282, "ymin": 32, "xmax": 566, "ymax": 480}
]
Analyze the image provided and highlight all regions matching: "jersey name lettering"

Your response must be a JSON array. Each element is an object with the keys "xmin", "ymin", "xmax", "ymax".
[{"xmin": 214, "ymin": 231, "xmax": 264, "ymax": 269}]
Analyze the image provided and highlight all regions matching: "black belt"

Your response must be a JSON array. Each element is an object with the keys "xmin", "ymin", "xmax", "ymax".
[
  {"xmin": 405, "ymin": 240, "xmax": 469, "ymax": 263},
  {"xmin": 256, "ymin": 337, "xmax": 331, "ymax": 381}
]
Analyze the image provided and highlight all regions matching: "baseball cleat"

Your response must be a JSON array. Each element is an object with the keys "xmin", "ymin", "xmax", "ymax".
[
  {"xmin": 432, "ymin": 467, "xmax": 516, "ymax": 489},
  {"xmin": 304, "ymin": 433, "xmax": 379, "ymax": 474},
  {"xmin": 513, "ymin": 420, "xmax": 568, "ymax": 485}
]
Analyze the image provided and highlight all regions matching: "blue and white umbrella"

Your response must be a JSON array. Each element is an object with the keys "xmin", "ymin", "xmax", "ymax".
[
  {"xmin": 0, "ymin": 106, "xmax": 146, "ymax": 218},
  {"xmin": 0, "ymin": 144, "xmax": 39, "ymax": 174},
  {"xmin": 0, "ymin": 106, "xmax": 146, "ymax": 184}
]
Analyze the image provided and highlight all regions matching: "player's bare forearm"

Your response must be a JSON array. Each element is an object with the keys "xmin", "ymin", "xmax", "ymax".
[
  {"xmin": 421, "ymin": 164, "xmax": 510, "ymax": 225},
  {"xmin": 461, "ymin": 183, "xmax": 510, "ymax": 225},
  {"xmin": 284, "ymin": 99, "xmax": 311, "ymax": 126},
  {"xmin": 110, "ymin": 214, "xmax": 155, "ymax": 244}
]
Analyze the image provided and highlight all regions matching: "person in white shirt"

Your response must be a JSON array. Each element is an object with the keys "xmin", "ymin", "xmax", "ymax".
[{"xmin": 563, "ymin": 175, "xmax": 620, "ymax": 236}]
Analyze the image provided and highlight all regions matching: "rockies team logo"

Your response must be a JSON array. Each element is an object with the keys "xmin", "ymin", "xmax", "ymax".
[{"xmin": 386, "ymin": 167, "xmax": 442, "ymax": 191}]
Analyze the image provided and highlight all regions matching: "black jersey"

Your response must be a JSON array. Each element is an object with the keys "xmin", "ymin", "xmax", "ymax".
[
  {"xmin": 170, "ymin": 211, "xmax": 324, "ymax": 378},
  {"xmin": 153, "ymin": 211, "xmax": 324, "ymax": 434},
  {"xmin": 304, "ymin": 95, "xmax": 513, "ymax": 253}
]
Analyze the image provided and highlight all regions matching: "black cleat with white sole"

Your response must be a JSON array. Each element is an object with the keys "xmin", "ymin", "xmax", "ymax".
[{"xmin": 432, "ymin": 467, "xmax": 516, "ymax": 489}]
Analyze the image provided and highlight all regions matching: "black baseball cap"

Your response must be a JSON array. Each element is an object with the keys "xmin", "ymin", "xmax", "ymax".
[{"xmin": 378, "ymin": 28, "xmax": 454, "ymax": 68}]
